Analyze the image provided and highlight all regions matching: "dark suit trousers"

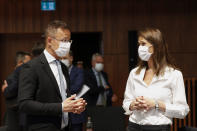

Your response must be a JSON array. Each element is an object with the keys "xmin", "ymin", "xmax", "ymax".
[
  {"xmin": 28, "ymin": 124, "xmax": 69, "ymax": 131},
  {"xmin": 70, "ymin": 123, "xmax": 83, "ymax": 131}
]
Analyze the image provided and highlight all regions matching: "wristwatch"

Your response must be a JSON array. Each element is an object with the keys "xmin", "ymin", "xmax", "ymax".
[{"xmin": 155, "ymin": 100, "xmax": 159, "ymax": 110}]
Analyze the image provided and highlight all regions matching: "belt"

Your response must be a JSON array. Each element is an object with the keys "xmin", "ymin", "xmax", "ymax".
[{"xmin": 128, "ymin": 121, "xmax": 170, "ymax": 130}]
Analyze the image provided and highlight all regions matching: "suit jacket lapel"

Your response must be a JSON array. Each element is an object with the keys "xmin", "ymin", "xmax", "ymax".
[
  {"xmin": 90, "ymin": 69, "xmax": 99, "ymax": 87},
  {"xmin": 39, "ymin": 53, "xmax": 62, "ymax": 98}
]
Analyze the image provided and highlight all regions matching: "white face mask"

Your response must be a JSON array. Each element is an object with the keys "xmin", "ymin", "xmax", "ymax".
[
  {"xmin": 95, "ymin": 63, "xmax": 104, "ymax": 72},
  {"xmin": 61, "ymin": 59, "xmax": 70, "ymax": 67},
  {"xmin": 55, "ymin": 41, "xmax": 71, "ymax": 57},
  {"xmin": 138, "ymin": 45, "xmax": 152, "ymax": 61}
]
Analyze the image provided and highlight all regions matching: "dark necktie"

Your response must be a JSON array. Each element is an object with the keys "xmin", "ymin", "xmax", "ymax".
[{"xmin": 98, "ymin": 72, "xmax": 106, "ymax": 106}]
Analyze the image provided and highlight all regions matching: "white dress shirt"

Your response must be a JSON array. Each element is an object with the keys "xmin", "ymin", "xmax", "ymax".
[
  {"xmin": 122, "ymin": 66, "xmax": 189, "ymax": 125},
  {"xmin": 44, "ymin": 50, "xmax": 68, "ymax": 128},
  {"xmin": 44, "ymin": 50, "xmax": 67, "ymax": 93}
]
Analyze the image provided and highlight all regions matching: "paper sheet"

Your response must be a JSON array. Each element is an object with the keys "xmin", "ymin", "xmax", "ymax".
[{"xmin": 75, "ymin": 85, "xmax": 90, "ymax": 99}]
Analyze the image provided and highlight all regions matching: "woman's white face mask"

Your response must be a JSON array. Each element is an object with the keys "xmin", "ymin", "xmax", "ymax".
[{"xmin": 138, "ymin": 45, "xmax": 152, "ymax": 61}]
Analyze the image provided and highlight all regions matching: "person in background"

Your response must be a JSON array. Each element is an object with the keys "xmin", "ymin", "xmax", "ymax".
[
  {"xmin": 85, "ymin": 53, "xmax": 118, "ymax": 107},
  {"xmin": 1, "ymin": 51, "xmax": 31, "ymax": 131},
  {"xmin": 123, "ymin": 28, "xmax": 189, "ymax": 131},
  {"xmin": 2, "ymin": 51, "xmax": 31, "ymax": 98},
  {"xmin": 61, "ymin": 51, "xmax": 86, "ymax": 131},
  {"xmin": 31, "ymin": 41, "xmax": 45, "ymax": 58},
  {"xmin": 76, "ymin": 61, "xmax": 84, "ymax": 69},
  {"xmin": 18, "ymin": 20, "xmax": 86, "ymax": 131}
]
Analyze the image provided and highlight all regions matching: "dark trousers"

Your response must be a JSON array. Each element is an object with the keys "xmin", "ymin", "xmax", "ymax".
[
  {"xmin": 128, "ymin": 121, "xmax": 170, "ymax": 131},
  {"xmin": 70, "ymin": 123, "xmax": 83, "ymax": 131},
  {"xmin": 28, "ymin": 123, "xmax": 69, "ymax": 131}
]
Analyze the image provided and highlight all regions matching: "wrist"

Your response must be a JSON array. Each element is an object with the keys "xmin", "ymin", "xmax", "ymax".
[{"xmin": 129, "ymin": 101, "xmax": 135, "ymax": 111}]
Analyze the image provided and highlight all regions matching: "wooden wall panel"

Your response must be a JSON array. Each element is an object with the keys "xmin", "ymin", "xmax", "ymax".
[
  {"xmin": 0, "ymin": 0, "xmax": 197, "ymax": 128},
  {"xmin": 171, "ymin": 53, "xmax": 197, "ymax": 77}
]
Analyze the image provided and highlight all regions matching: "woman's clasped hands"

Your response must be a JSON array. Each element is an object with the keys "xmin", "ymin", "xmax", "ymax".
[{"xmin": 129, "ymin": 96, "xmax": 155, "ymax": 112}]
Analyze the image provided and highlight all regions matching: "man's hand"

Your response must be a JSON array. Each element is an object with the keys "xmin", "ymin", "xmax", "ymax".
[
  {"xmin": 1, "ymin": 80, "xmax": 8, "ymax": 93},
  {"xmin": 105, "ymin": 85, "xmax": 110, "ymax": 89},
  {"xmin": 111, "ymin": 94, "xmax": 118, "ymax": 102},
  {"xmin": 62, "ymin": 94, "xmax": 87, "ymax": 114}
]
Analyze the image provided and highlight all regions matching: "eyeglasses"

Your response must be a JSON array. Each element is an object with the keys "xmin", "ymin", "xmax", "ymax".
[{"xmin": 51, "ymin": 37, "xmax": 73, "ymax": 44}]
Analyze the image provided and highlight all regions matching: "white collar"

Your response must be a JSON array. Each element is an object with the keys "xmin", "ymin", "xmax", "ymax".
[
  {"xmin": 133, "ymin": 66, "xmax": 172, "ymax": 82},
  {"xmin": 44, "ymin": 49, "xmax": 56, "ymax": 63},
  {"xmin": 92, "ymin": 67, "xmax": 99, "ymax": 74}
]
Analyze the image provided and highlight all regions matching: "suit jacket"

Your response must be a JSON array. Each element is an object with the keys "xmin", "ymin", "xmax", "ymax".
[
  {"xmin": 84, "ymin": 69, "xmax": 113, "ymax": 106},
  {"xmin": 3, "ymin": 65, "xmax": 23, "ymax": 131},
  {"xmin": 18, "ymin": 53, "xmax": 71, "ymax": 131},
  {"xmin": 69, "ymin": 66, "xmax": 86, "ymax": 124},
  {"xmin": 4, "ymin": 65, "xmax": 22, "ymax": 100}
]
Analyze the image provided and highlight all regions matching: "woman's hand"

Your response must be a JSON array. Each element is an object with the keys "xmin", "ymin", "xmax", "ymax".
[
  {"xmin": 129, "ymin": 96, "xmax": 147, "ymax": 111},
  {"xmin": 131, "ymin": 96, "xmax": 166, "ymax": 112},
  {"xmin": 141, "ymin": 97, "xmax": 155, "ymax": 111}
]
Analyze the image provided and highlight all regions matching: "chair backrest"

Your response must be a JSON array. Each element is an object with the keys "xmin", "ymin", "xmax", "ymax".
[
  {"xmin": 179, "ymin": 126, "xmax": 197, "ymax": 131},
  {"xmin": 86, "ymin": 106, "xmax": 126, "ymax": 131}
]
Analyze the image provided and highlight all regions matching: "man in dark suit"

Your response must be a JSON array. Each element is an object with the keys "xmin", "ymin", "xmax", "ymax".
[
  {"xmin": 84, "ymin": 53, "xmax": 117, "ymax": 107},
  {"xmin": 61, "ymin": 51, "xmax": 86, "ymax": 131},
  {"xmin": 18, "ymin": 20, "xmax": 86, "ymax": 131},
  {"xmin": 1, "ymin": 51, "xmax": 31, "ymax": 131}
]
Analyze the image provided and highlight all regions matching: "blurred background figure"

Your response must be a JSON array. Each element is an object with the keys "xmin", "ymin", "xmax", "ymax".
[
  {"xmin": 1, "ymin": 51, "xmax": 31, "ymax": 131},
  {"xmin": 84, "ymin": 53, "xmax": 118, "ymax": 107},
  {"xmin": 31, "ymin": 41, "xmax": 45, "ymax": 58},
  {"xmin": 15, "ymin": 51, "xmax": 31, "ymax": 68},
  {"xmin": 76, "ymin": 61, "xmax": 84, "ymax": 69},
  {"xmin": 61, "ymin": 51, "xmax": 86, "ymax": 131}
]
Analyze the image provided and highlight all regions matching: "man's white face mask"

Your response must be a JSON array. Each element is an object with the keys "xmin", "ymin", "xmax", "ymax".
[
  {"xmin": 95, "ymin": 63, "xmax": 104, "ymax": 72},
  {"xmin": 55, "ymin": 41, "xmax": 71, "ymax": 57},
  {"xmin": 138, "ymin": 45, "xmax": 152, "ymax": 61}
]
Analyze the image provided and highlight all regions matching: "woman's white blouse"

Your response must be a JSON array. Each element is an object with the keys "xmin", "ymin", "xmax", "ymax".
[{"xmin": 122, "ymin": 67, "xmax": 189, "ymax": 125}]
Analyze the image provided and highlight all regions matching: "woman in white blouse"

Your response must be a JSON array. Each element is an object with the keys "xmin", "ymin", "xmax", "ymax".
[{"xmin": 122, "ymin": 28, "xmax": 189, "ymax": 131}]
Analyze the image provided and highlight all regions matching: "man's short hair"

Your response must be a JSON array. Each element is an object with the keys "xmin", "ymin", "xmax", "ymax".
[
  {"xmin": 45, "ymin": 20, "xmax": 70, "ymax": 38},
  {"xmin": 92, "ymin": 53, "xmax": 103, "ymax": 61},
  {"xmin": 15, "ymin": 51, "xmax": 31, "ymax": 65}
]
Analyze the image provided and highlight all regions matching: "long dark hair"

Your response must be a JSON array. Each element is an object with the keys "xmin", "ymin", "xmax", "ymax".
[{"xmin": 136, "ymin": 28, "xmax": 177, "ymax": 76}]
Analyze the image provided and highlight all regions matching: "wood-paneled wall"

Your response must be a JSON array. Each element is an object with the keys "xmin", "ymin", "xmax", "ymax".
[
  {"xmin": 171, "ymin": 78, "xmax": 197, "ymax": 131},
  {"xmin": 0, "ymin": 0, "xmax": 197, "ymax": 128}
]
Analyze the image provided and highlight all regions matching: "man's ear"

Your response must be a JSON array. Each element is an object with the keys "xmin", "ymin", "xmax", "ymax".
[
  {"xmin": 92, "ymin": 60, "xmax": 95, "ymax": 67},
  {"xmin": 47, "ymin": 37, "xmax": 52, "ymax": 46},
  {"xmin": 70, "ymin": 56, "xmax": 73, "ymax": 62}
]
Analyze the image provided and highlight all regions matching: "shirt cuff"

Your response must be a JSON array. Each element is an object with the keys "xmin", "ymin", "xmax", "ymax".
[
  {"xmin": 164, "ymin": 103, "xmax": 189, "ymax": 119},
  {"xmin": 123, "ymin": 103, "xmax": 133, "ymax": 115},
  {"xmin": 164, "ymin": 103, "xmax": 172, "ymax": 117}
]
